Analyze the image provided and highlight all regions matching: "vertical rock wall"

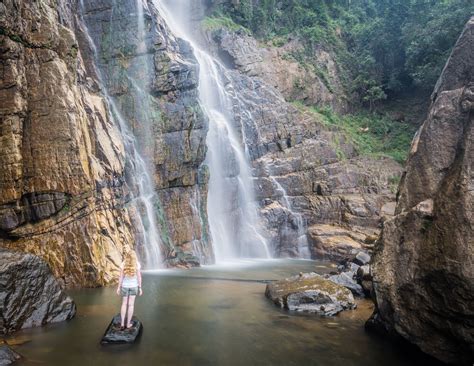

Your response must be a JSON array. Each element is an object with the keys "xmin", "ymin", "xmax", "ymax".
[
  {"xmin": 0, "ymin": 0, "xmax": 212, "ymax": 286},
  {"xmin": 80, "ymin": 0, "xmax": 212, "ymax": 265},
  {"xmin": 368, "ymin": 17, "xmax": 474, "ymax": 365},
  {"xmin": 0, "ymin": 0, "xmax": 136, "ymax": 286}
]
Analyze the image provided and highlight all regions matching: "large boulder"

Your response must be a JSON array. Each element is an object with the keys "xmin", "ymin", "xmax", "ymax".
[
  {"xmin": 265, "ymin": 273, "xmax": 356, "ymax": 316},
  {"xmin": 368, "ymin": 17, "xmax": 474, "ymax": 365},
  {"xmin": 0, "ymin": 345, "xmax": 21, "ymax": 365},
  {"xmin": 0, "ymin": 249, "xmax": 76, "ymax": 335}
]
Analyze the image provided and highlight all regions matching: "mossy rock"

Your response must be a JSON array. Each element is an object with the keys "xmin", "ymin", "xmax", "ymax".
[{"xmin": 265, "ymin": 273, "xmax": 356, "ymax": 316}]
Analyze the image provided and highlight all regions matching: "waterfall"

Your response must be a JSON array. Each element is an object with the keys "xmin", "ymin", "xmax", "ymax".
[
  {"xmin": 265, "ymin": 165, "xmax": 311, "ymax": 259},
  {"xmin": 155, "ymin": 0, "xmax": 271, "ymax": 262},
  {"xmin": 79, "ymin": 0, "xmax": 163, "ymax": 268}
]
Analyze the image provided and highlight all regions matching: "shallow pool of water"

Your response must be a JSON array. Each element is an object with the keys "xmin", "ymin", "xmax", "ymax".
[{"xmin": 12, "ymin": 259, "xmax": 437, "ymax": 365}]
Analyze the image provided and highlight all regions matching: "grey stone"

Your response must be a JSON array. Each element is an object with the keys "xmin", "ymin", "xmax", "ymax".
[
  {"xmin": 265, "ymin": 272, "xmax": 356, "ymax": 316},
  {"xmin": 101, "ymin": 314, "xmax": 143, "ymax": 344},
  {"xmin": 328, "ymin": 271, "xmax": 364, "ymax": 297},
  {"xmin": 354, "ymin": 251, "xmax": 371, "ymax": 266},
  {"xmin": 0, "ymin": 249, "xmax": 76, "ymax": 335},
  {"xmin": 0, "ymin": 345, "xmax": 21, "ymax": 365},
  {"xmin": 368, "ymin": 17, "xmax": 474, "ymax": 365}
]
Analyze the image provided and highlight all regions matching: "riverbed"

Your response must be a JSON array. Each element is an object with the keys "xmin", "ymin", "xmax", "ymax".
[{"xmin": 11, "ymin": 259, "xmax": 437, "ymax": 365}]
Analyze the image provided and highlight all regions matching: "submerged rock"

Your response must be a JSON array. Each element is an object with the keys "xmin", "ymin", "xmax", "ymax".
[
  {"xmin": 265, "ymin": 273, "xmax": 356, "ymax": 316},
  {"xmin": 101, "ymin": 315, "xmax": 143, "ymax": 344},
  {"xmin": 0, "ymin": 249, "xmax": 76, "ymax": 335},
  {"xmin": 0, "ymin": 345, "xmax": 21, "ymax": 365},
  {"xmin": 368, "ymin": 17, "xmax": 474, "ymax": 365}
]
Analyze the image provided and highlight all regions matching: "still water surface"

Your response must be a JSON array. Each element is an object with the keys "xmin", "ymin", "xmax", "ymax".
[{"xmin": 13, "ymin": 259, "xmax": 437, "ymax": 365}]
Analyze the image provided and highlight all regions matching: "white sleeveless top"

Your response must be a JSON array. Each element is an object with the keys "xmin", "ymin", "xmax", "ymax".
[{"xmin": 121, "ymin": 260, "xmax": 141, "ymax": 288}]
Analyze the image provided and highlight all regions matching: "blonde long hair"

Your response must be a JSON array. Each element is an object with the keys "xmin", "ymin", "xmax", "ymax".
[{"xmin": 123, "ymin": 250, "xmax": 138, "ymax": 277}]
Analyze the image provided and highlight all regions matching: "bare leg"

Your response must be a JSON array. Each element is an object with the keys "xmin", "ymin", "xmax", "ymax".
[
  {"xmin": 120, "ymin": 296, "xmax": 128, "ymax": 327},
  {"xmin": 126, "ymin": 295, "xmax": 136, "ymax": 328}
]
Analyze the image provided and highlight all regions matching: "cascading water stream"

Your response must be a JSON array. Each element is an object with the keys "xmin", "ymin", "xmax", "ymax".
[
  {"xmin": 78, "ymin": 0, "xmax": 163, "ymax": 268},
  {"xmin": 229, "ymin": 75, "xmax": 310, "ymax": 259},
  {"xmin": 264, "ymin": 165, "xmax": 311, "ymax": 259},
  {"xmin": 155, "ymin": 0, "xmax": 271, "ymax": 262}
]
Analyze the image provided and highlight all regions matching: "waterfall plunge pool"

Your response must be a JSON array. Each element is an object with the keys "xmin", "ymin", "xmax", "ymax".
[{"xmin": 13, "ymin": 259, "xmax": 438, "ymax": 365}]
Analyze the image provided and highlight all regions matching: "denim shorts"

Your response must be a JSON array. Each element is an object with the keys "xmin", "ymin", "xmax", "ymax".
[{"xmin": 121, "ymin": 287, "xmax": 138, "ymax": 297}]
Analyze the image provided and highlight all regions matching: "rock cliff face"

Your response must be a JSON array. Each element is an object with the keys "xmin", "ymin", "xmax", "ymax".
[
  {"xmin": 0, "ymin": 0, "xmax": 137, "ymax": 286},
  {"xmin": 368, "ymin": 17, "xmax": 474, "ymax": 365},
  {"xmin": 210, "ymin": 29, "xmax": 349, "ymax": 113},
  {"xmin": 80, "ymin": 0, "xmax": 212, "ymax": 266},
  {"xmin": 0, "ymin": 0, "xmax": 211, "ymax": 286},
  {"xmin": 199, "ymin": 22, "xmax": 402, "ymax": 260},
  {"xmin": 0, "ymin": 0, "xmax": 403, "ymax": 287}
]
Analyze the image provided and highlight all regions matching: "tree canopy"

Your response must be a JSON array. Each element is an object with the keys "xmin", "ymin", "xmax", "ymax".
[{"xmin": 211, "ymin": 0, "xmax": 473, "ymax": 104}]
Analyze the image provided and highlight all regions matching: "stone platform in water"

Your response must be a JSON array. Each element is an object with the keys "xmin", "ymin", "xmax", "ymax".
[
  {"xmin": 100, "ymin": 315, "xmax": 143, "ymax": 345},
  {"xmin": 265, "ymin": 273, "xmax": 356, "ymax": 316}
]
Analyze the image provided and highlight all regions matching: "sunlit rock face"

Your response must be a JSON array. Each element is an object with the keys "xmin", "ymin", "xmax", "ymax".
[
  {"xmin": 0, "ymin": 0, "xmax": 212, "ymax": 286},
  {"xmin": 368, "ymin": 17, "xmax": 474, "ymax": 365},
  {"xmin": 0, "ymin": 0, "xmax": 136, "ymax": 286}
]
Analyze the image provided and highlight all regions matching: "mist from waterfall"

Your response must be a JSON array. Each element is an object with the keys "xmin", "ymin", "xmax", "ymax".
[
  {"xmin": 154, "ymin": 0, "xmax": 271, "ymax": 262},
  {"xmin": 79, "ymin": 0, "xmax": 163, "ymax": 268}
]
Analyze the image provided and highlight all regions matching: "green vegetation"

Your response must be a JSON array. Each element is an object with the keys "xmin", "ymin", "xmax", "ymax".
[
  {"xmin": 211, "ymin": 0, "xmax": 473, "ymax": 105},
  {"xmin": 202, "ymin": 15, "xmax": 250, "ymax": 34},
  {"xmin": 207, "ymin": 1, "xmax": 472, "ymax": 162},
  {"xmin": 292, "ymin": 101, "xmax": 417, "ymax": 164}
]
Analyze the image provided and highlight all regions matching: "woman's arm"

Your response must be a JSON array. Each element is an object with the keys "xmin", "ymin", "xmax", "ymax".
[
  {"xmin": 116, "ymin": 267, "xmax": 124, "ymax": 295},
  {"xmin": 138, "ymin": 270, "xmax": 143, "ymax": 296}
]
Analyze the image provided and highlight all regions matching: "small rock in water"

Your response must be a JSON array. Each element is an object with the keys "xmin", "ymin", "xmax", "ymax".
[
  {"xmin": 328, "ymin": 272, "xmax": 364, "ymax": 297},
  {"xmin": 265, "ymin": 273, "xmax": 356, "ymax": 316},
  {"xmin": 0, "ymin": 345, "xmax": 21, "ymax": 365},
  {"xmin": 353, "ymin": 251, "xmax": 371, "ymax": 266},
  {"xmin": 101, "ymin": 314, "xmax": 143, "ymax": 344}
]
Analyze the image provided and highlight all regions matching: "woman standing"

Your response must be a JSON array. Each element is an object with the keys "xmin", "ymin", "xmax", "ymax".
[{"xmin": 116, "ymin": 250, "xmax": 143, "ymax": 329}]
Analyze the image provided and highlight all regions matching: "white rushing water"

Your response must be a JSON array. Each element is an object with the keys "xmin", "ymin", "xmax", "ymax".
[
  {"xmin": 78, "ymin": 0, "xmax": 163, "ymax": 268},
  {"xmin": 263, "ymin": 164, "xmax": 311, "ymax": 259},
  {"xmin": 155, "ymin": 0, "xmax": 271, "ymax": 262}
]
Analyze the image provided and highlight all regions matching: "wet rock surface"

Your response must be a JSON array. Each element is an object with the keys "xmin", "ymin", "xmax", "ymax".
[
  {"xmin": 101, "ymin": 315, "xmax": 142, "ymax": 344},
  {"xmin": 0, "ymin": 249, "xmax": 76, "ymax": 335},
  {"xmin": 265, "ymin": 273, "xmax": 356, "ymax": 316},
  {"xmin": 0, "ymin": 0, "xmax": 140, "ymax": 286},
  {"xmin": 0, "ymin": 345, "xmax": 21, "ymax": 365},
  {"xmin": 322, "ymin": 250, "xmax": 372, "ymax": 298},
  {"xmin": 0, "ymin": 0, "xmax": 213, "ymax": 281},
  {"xmin": 368, "ymin": 17, "xmax": 474, "ymax": 365},
  {"xmin": 219, "ymin": 48, "xmax": 402, "ymax": 259},
  {"xmin": 80, "ymin": 0, "xmax": 213, "ymax": 266}
]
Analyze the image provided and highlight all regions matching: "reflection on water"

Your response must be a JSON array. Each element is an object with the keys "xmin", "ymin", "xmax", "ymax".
[{"xmin": 14, "ymin": 260, "xmax": 437, "ymax": 366}]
